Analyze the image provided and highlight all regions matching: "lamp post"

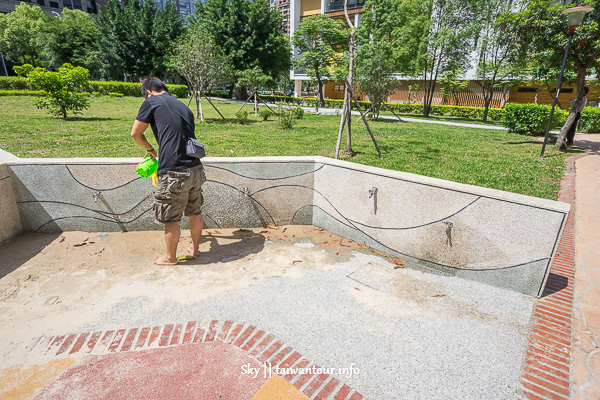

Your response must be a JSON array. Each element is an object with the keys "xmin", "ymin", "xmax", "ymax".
[{"xmin": 540, "ymin": 5, "xmax": 594, "ymax": 158}]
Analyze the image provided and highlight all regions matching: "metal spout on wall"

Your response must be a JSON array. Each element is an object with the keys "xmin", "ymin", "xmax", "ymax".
[
  {"xmin": 369, "ymin": 187, "xmax": 378, "ymax": 198},
  {"xmin": 93, "ymin": 191, "xmax": 102, "ymax": 202}
]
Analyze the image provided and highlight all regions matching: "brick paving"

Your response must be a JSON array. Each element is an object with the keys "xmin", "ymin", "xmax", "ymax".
[
  {"xmin": 518, "ymin": 135, "xmax": 600, "ymax": 400},
  {"xmin": 28, "ymin": 320, "xmax": 364, "ymax": 400}
]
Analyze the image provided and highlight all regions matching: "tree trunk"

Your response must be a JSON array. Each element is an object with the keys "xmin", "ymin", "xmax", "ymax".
[
  {"xmin": 199, "ymin": 90, "xmax": 205, "ymax": 123},
  {"xmin": 254, "ymin": 90, "xmax": 258, "ymax": 117},
  {"xmin": 317, "ymin": 79, "xmax": 325, "ymax": 108},
  {"xmin": 555, "ymin": 64, "xmax": 588, "ymax": 148},
  {"xmin": 344, "ymin": 27, "xmax": 355, "ymax": 156}
]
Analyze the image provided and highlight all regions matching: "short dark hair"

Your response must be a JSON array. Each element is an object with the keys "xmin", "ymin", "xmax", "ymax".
[
  {"xmin": 584, "ymin": 86, "xmax": 589, "ymax": 94},
  {"xmin": 141, "ymin": 77, "xmax": 168, "ymax": 98}
]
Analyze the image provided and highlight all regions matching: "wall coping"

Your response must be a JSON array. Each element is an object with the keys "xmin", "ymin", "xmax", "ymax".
[{"xmin": 7, "ymin": 155, "xmax": 570, "ymax": 214}]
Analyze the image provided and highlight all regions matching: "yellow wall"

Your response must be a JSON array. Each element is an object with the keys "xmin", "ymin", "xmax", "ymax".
[
  {"xmin": 507, "ymin": 83, "xmax": 600, "ymax": 110},
  {"xmin": 301, "ymin": 0, "xmax": 321, "ymax": 16},
  {"xmin": 324, "ymin": 81, "xmax": 345, "ymax": 100}
]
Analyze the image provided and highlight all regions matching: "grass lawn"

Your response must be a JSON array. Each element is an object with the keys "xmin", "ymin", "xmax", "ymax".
[{"xmin": 0, "ymin": 95, "xmax": 580, "ymax": 200}]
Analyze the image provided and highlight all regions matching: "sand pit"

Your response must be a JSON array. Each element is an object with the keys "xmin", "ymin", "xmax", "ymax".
[
  {"xmin": 0, "ymin": 225, "xmax": 382, "ymax": 365},
  {"xmin": 0, "ymin": 224, "xmax": 535, "ymax": 399}
]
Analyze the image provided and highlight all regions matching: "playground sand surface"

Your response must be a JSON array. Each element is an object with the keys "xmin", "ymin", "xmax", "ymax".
[{"xmin": 0, "ymin": 225, "xmax": 382, "ymax": 367}]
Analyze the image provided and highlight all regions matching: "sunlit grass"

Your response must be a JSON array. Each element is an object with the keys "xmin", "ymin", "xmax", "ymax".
[{"xmin": 0, "ymin": 95, "xmax": 579, "ymax": 199}]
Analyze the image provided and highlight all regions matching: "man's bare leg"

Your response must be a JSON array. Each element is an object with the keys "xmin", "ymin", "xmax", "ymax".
[
  {"xmin": 187, "ymin": 214, "xmax": 204, "ymax": 258},
  {"xmin": 154, "ymin": 222, "xmax": 180, "ymax": 265}
]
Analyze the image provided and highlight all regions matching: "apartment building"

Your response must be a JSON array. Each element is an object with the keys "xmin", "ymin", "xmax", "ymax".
[
  {"xmin": 270, "ymin": 0, "xmax": 291, "ymax": 35},
  {"xmin": 0, "ymin": 0, "xmax": 98, "ymax": 14}
]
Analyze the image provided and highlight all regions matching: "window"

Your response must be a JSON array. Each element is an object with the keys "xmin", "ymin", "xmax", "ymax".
[
  {"xmin": 334, "ymin": 84, "xmax": 345, "ymax": 92},
  {"xmin": 517, "ymin": 87, "xmax": 537, "ymax": 93},
  {"xmin": 50, "ymin": 1, "xmax": 59, "ymax": 6},
  {"xmin": 556, "ymin": 88, "xmax": 574, "ymax": 93},
  {"xmin": 36, "ymin": 0, "xmax": 45, "ymax": 5}
]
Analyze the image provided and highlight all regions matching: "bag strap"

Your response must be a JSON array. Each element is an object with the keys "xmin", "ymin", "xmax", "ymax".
[{"xmin": 156, "ymin": 94, "xmax": 187, "ymax": 141}]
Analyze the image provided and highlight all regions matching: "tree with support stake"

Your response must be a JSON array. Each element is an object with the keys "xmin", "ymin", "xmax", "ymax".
[
  {"xmin": 236, "ymin": 67, "xmax": 276, "ymax": 117},
  {"xmin": 335, "ymin": 0, "xmax": 382, "ymax": 159},
  {"xmin": 171, "ymin": 27, "xmax": 232, "ymax": 123}
]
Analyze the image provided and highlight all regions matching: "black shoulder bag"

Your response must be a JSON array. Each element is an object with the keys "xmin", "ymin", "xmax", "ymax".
[{"xmin": 157, "ymin": 95, "xmax": 206, "ymax": 158}]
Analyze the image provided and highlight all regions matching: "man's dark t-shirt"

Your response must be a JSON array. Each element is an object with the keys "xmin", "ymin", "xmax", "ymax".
[{"xmin": 136, "ymin": 93, "xmax": 201, "ymax": 175}]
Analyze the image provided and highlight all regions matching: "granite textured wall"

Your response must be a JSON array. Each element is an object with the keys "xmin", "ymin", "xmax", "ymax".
[
  {"xmin": 0, "ymin": 164, "xmax": 22, "ymax": 244},
  {"xmin": 5, "ymin": 156, "xmax": 569, "ymax": 297}
]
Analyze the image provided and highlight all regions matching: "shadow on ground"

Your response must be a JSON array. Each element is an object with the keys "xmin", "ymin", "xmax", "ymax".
[{"xmin": 0, "ymin": 233, "xmax": 61, "ymax": 280}]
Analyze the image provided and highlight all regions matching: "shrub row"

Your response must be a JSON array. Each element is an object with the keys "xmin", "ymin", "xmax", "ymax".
[
  {"xmin": 0, "ymin": 77, "xmax": 189, "ymax": 98},
  {"xmin": 0, "ymin": 77, "xmax": 29, "ymax": 90},
  {"xmin": 579, "ymin": 107, "xmax": 600, "ymax": 133},
  {"xmin": 87, "ymin": 81, "xmax": 189, "ymax": 98},
  {"xmin": 0, "ymin": 89, "xmax": 46, "ymax": 97},
  {"xmin": 257, "ymin": 94, "xmax": 506, "ymax": 121},
  {"xmin": 503, "ymin": 103, "xmax": 568, "ymax": 136}
]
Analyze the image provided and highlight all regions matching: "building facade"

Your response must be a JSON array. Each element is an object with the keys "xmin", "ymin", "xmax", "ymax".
[
  {"xmin": 270, "ymin": 0, "xmax": 291, "ymax": 35},
  {"xmin": 0, "ymin": 0, "xmax": 98, "ymax": 14}
]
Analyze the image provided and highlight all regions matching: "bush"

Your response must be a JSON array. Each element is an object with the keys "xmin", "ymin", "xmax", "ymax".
[
  {"xmin": 0, "ymin": 76, "xmax": 29, "ymax": 90},
  {"xmin": 258, "ymin": 109, "xmax": 273, "ymax": 121},
  {"xmin": 261, "ymin": 94, "xmax": 303, "ymax": 105},
  {"xmin": 276, "ymin": 102, "xmax": 296, "ymax": 129},
  {"xmin": 579, "ymin": 107, "xmax": 600, "ymax": 133},
  {"xmin": 503, "ymin": 103, "xmax": 567, "ymax": 136},
  {"xmin": 16, "ymin": 63, "xmax": 91, "ymax": 119},
  {"xmin": 86, "ymin": 81, "xmax": 189, "ymax": 98},
  {"xmin": 293, "ymin": 107, "xmax": 304, "ymax": 119},
  {"xmin": 236, "ymin": 110, "xmax": 248, "ymax": 125},
  {"xmin": 108, "ymin": 92, "xmax": 124, "ymax": 97},
  {"xmin": 0, "ymin": 89, "xmax": 46, "ymax": 97}
]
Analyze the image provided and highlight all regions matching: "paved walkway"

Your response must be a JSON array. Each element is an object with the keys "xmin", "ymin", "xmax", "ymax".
[{"xmin": 571, "ymin": 135, "xmax": 600, "ymax": 399}]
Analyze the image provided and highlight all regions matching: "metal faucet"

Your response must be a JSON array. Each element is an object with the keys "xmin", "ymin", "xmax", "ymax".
[
  {"xmin": 243, "ymin": 187, "xmax": 248, "ymax": 197},
  {"xmin": 93, "ymin": 191, "xmax": 102, "ymax": 202},
  {"xmin": 443, "ymin": 220, "xmax": 453, "ymax": 231},
  {"xmin": 369, "ymin": 187, "xmax": 378, "ymax": 198}
]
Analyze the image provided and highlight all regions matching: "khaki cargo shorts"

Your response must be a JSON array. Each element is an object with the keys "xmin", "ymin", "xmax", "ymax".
[{"xmin": 153, "ymin": 165, "xmax": 206, "ymax": 224}]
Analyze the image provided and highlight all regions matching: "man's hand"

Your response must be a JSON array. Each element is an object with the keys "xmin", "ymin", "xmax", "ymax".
[{"xmin": 146, "ymin": 149, "xmax": 158, "ymax": 159}]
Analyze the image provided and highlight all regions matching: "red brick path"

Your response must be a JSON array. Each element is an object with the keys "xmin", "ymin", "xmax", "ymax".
[{"xmin": 517, "ymin": 153, "xmax": 590, "ymax": 400}]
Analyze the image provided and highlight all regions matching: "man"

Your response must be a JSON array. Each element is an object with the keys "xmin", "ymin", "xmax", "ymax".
[
  {"xmin": 131, "ymin": 77, "xmax": 206, "ymax": 265},
  {"xmin": 565, "ymin": 86, "xmax": 589, "ymax": 148}
]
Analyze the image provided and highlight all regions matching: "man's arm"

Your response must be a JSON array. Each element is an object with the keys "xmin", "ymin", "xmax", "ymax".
[{"xmin": 131, "ymin": 119, "xmax": 158, "ymax": 158}]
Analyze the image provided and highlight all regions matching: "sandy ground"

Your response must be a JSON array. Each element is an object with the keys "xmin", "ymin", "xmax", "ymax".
[
  {"xmin": 1, "ymin": 225, "xmax": 536, "ymax": 399},
  {"xmin": 0, "ymin": 225, "xmax": 387, "ymax": 368}
]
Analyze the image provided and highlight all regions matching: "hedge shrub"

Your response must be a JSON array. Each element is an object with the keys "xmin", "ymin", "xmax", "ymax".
[
  {"xmin": 0, "ymin": 76, "xmax": 29, "ymax": 90},
  {"xmin": 579, "ymin": 107, "xmax": 600, "ymax": 133},
  {"xmin": 503, "ymin": 103, "xmax": 567, "ymax": 136},
  {"xmin": 86, "ymin": 81, "xmax": 189, "ymax": 98},
  {"xmin": 0, "ymin": 89, "xmax": 46, "ymax": 96},
  {"xmin": 1, "ymin": 77, "xmax": 189, "ymax": 98}
]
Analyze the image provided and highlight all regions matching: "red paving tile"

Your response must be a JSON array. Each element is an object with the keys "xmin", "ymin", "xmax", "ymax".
[{"xmin": 33, "ymin": 342, "xmax": 268, "ymax": 400}]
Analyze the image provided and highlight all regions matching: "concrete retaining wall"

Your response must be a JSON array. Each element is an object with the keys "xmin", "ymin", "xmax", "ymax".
[
  {"xmin": 5, "ymin": 156, "xmax": 569, "ymax": 297},
  {"xmin": 0, "ymin": 163, "xmax": 22, "ymax": 244}
]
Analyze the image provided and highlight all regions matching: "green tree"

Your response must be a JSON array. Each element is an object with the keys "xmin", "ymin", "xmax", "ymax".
[
  {"xmin": 291, "ymin": 14, "xmax": 348, "ymax": 108},
  {"xmin": 237, "ymin": 66, "xmax": 272, "ymax": 116},
  {"xmin": 355, "ymin": 42, "xmax": 398, "ymax": 118},
  {"xmin": 15, "ymin": 63, "xmax": 90, "ymax": 119},
  {"xmin": 192, "ymin": 0, "xmax": 291, "ymax": 96},
  {"xmin": 0, "ymin": 2, "xmax": 49, "ymax": 67},
  {"xmin": 171, "ymin": 27, "xmax": 233, "ymax": 122},
  {"xmin": 404, "ymin": 0, "xmax": 479, "ymax": 117},
  {"xmin": 42, "ymin": 9, "xmax": 101, "ymax": 77},
  {"xmin": 438, "ymin": 68, "xmax": 468, "ymax": 106},
  {"xmin": 511, "ymin": 0, "xmax": 600, "ymax": 147},
  {"xmin": 95, "ymin": 0, "xmax": 184, "ymax": 80},
  {"xmin": 475, "ymin": 0, "xmax": 524, "ymax": 122}
]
